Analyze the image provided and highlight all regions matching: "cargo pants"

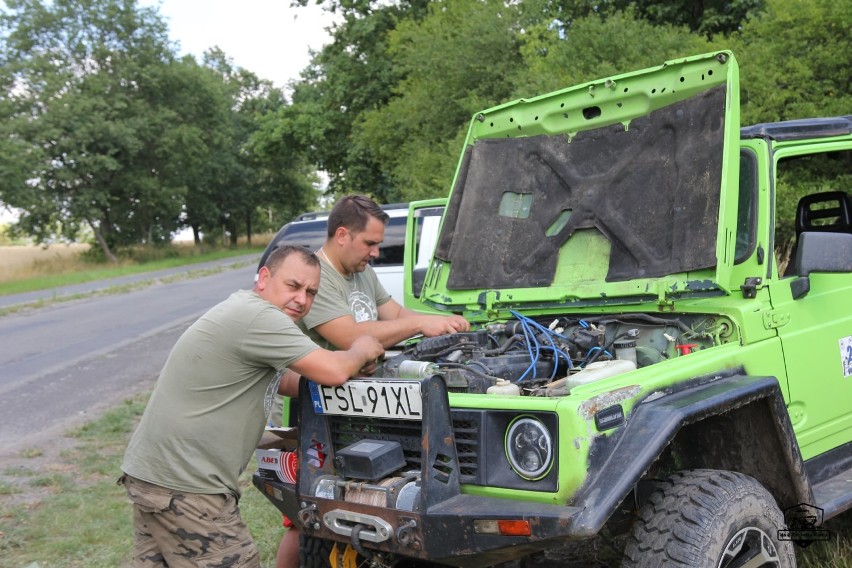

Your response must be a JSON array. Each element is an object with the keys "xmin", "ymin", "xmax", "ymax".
[{"xmin": 119, "ymin": 474, "xmax": 260, "ymax": 568}]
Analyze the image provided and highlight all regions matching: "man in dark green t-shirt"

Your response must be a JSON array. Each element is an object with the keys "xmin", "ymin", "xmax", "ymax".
[{"xmin": 121, "ymin": 245, "xmax": 383, "ymax": 568}]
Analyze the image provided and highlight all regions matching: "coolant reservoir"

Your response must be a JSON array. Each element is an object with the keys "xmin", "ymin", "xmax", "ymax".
[
  {"xmin": 546, "ymin": 359, "xmax": 637, "ymax": 397},
  {"xmin": 487, "ymin": 379, "xmax": 521, "ymax": 396}
]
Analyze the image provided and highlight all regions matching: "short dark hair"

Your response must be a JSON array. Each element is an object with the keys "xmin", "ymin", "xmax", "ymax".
[
  {"xmin": 264, "ymin": 245, "xmax": 319, "ymax": 274},
  {"xmin": 327, "ymin": 195, "xmax": 389, "ymax": 238}
]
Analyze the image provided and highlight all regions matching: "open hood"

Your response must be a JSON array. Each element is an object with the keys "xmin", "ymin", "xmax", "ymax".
[{"xmin": 422, "ymin": 51, "xmax": 741, "ymax": 315}]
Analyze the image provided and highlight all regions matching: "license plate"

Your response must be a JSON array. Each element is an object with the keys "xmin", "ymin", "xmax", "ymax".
[{"xmin": 308, "ymin": 380, "xmax": 423, "ymax": 420}]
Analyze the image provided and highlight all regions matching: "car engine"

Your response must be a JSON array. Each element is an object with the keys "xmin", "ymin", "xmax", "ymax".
[{"xmin": 381, "ymin": 311, "xmax": 734, "ymax": 396}]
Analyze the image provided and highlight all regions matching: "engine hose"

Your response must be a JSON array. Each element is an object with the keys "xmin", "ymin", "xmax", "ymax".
[
  {"xmin": 580, "ymin": 313, "xmax": 690, "ymax": 333},
  {"xmin": 586, "ymin": 331, "xmax": 631, "ymax": 365},
  {"xmin": 439, "ymin": 361, "xmax": 503, "ymax": 381},
  {"xmin": 351, "ymin": 523, "xmax": 370, "ymax": 558},
  {"xmin": 482, "ymin": 334, "xmax": 525, "ymax": 356}
]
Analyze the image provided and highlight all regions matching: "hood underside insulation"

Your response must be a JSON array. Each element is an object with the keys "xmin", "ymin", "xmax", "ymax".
[{"xmin": 436, "ymin": 84, "xmax": 726, "ymax": 290}]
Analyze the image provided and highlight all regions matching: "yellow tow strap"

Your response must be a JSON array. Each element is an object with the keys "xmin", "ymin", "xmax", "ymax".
[{"xmin": 328, "ymin": 542, "xmax": 360, "ymax": 568}]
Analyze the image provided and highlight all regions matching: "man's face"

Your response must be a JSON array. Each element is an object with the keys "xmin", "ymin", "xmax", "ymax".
[
  {"xmin": 339, "ymin": 216, "xmax": 385, "ymax": 274},
  {"xmin": 256, "ymin": 254, "xmax": 320, "ymax": 321}
]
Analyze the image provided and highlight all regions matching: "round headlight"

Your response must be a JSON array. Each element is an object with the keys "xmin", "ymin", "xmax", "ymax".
[{"xmin": 505, "ymin": 416, "xmax": 553, "ymax": 480}]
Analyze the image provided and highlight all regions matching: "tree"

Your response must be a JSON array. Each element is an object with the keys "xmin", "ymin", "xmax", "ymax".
[
  {"xmin": 0, "ymin": 0, "xmax": 177, "ymax": 261},
  {"xmin": 285, "ymin": 1, "xmax": 430, "ymax": 203},
  {"xmin": 515, "ymin": 7, "xmax": 711, "ymax": 97},
  {"xmin": 518, "ymin": 0, "xmax": 764, "ymax": 39},
  {"xmin": 357, "ymin": 0, "xmax": 525, "ymax": 202},
  {"xmin": 723, "ymin": 0, "xmax": 851, "ymax": 125},
  {"xmin": 196, "ymin": 49, "xmax": 318, "ymax": 246}
]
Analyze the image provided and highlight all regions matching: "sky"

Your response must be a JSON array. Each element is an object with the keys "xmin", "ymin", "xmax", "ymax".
[
  {"xmin": 1, "ymin": 0, "xmax": 338, "ymax": 224},
  {"xmin": 141, "ymin": 0, "xmax": 338, "ymax": 90}
]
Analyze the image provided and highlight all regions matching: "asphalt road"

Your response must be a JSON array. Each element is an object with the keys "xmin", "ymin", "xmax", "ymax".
[{"xmin": 0, "ymin": 254, "xmax": 261, "ymax": 457}]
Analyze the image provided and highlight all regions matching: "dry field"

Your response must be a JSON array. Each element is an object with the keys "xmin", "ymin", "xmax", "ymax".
[{"xmin": 0, "ymin": 243, "xmax": 90, "ymax": 283}]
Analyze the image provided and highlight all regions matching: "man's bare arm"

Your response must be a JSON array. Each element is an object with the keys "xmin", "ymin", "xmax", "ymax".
[
  {"xmin": 314, "ymin": 299, "xmax": 470, "ymax": 349},
  {"xmin": 287, "ymin": 335, "xmax": 384, "ymax": 387},
  {"xmin": 277, "ymin": 369, "xmax": 302, "ymax": 397}
]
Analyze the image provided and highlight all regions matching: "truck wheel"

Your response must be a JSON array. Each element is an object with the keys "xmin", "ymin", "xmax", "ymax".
[
  {"xmin": 623, "ymin": 469, "xmax": 795, "ymax": 568},
  {"xmin": 299, "ymin": 534, "xmax": 335, "ymax": 568}
]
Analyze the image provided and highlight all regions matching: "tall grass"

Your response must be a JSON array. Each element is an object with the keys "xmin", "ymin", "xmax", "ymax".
[
  {"xmin": 0, "ymin": 243, "xmax": 91, "ymax": 283},
  {"xmin": 0, "ymin": 235, "xmax": 273, "ymax": 296}
]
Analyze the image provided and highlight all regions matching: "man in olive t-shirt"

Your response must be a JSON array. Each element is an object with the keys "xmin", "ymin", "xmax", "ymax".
[
  {"xmin": 301, "ymin": 195, "xmax": 469, "ymax": 351},
  {"xmin": 120, "ymin": 246, "xmax": 383, "ymax": 568}
]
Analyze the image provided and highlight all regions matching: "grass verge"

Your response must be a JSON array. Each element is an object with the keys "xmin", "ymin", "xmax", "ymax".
[
  {"xmin": 0, "ymin": 395, "xmax": 283, "ymax": 568},
  {"xmin": 0, "ymin": 245, "xmax": 265, "ymax": 297},
  {"xmin": 0, "ymin": 394, "xmax": 849, "ymax": 568}
]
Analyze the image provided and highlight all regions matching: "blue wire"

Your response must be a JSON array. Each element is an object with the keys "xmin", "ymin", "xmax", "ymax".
[
  {"xmin": 511, "ymin": 311, "xmax": 575, "ymax": 370},
  {"xmin": 510, "ymin": 311, "xmax": 538, "ymax": 382},
  {"xmin": 526, "ymin": 318, "xmax": 575, "ymax": 370},
  {"xmin": 510, "ymin": 311, "xmax": 577, "ymax": 381},
  {"xmin": 583, "ymin": 347, "xmax": 613, "ymax": 366}
]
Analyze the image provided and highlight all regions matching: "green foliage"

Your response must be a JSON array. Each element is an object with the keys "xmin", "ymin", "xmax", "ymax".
[
  {"xmin": 724, "ymin": 0, "xmax": 852, "ymax": 125},
  {"xmin": 516, "ymin": 8, "xmax": 711, "ymax": 97},
  {"xmin": 359, "ymin": 0, "xmax": 525, "ymax": 202},
  {"xmin": 0, "ymin": 0, "xmax": 317, "ymax": 255},
  {"xmin": 515, "ymin": 0, "xmax": 765, "ymax": 38},
  {"xmin": 0, "ymin": 0, "xmax": 178, "ymax": 260},
  {"xmin": 625, "ymin": 0, "xmax": 765, "ymax": 38},
  {"xmin": 284, "ymin": 1, "xmax": 431, "ymax": 202}
]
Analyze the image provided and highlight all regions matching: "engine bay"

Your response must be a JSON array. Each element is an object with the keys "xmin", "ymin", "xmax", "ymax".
[{"xmin": 381, "ymin": 312, "xmax": 735, "ymax": 396}]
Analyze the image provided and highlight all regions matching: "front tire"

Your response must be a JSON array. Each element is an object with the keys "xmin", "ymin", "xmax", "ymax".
[
  {"xmin": 623, "ymin": 469, "xmax": 796, "ymax": 568},
  {"xmin": 299, "ymin": 534, "xmax": 336, "ymax": 568}
]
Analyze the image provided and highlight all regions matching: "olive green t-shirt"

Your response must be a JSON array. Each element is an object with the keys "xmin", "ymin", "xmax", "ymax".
[
  {"xmin": 121, "ymin": 289, "xmax": 319, "ymax": 496},
  {"xmin": 300, "ymin": 260, "xmax": 391, "ymax": 350}
]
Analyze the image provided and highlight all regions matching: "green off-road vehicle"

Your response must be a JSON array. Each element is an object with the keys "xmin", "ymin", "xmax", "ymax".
[{"xmin": 254, "ymin": 51, "xmax": 852, "ymax": 567}]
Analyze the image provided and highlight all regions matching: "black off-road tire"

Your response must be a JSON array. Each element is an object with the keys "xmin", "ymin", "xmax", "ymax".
[
  {"xmin": 623, "ymin": 469, "xmax": 796, "ymax": 568},
  {"xmin": 299, "ymin": 533, "xmax": 336, "ymax": 568}
]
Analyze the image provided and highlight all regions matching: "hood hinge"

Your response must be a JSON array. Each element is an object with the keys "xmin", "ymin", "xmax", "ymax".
[{"xmin": 655, "ymin": 281, "xmax": 676, "ymax": 311}]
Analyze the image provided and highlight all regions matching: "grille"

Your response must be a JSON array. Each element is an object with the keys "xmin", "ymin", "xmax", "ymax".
[{"xmin": 328, "ymin": 412, "xmax": 480, "ymax": 484}]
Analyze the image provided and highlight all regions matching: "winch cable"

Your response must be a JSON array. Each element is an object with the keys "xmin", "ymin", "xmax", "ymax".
[{"xmin": 350, "ymin": 524, "xmax": 370, "ymax": 558}]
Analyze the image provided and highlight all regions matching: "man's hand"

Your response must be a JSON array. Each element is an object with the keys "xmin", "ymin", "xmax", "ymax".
[
  {"xmin": 351, "ymin": 335, "xmax": 385, "ymax": 364},
  {"xmin": 351, "ymin": 335, "xmax": 383, "ymax": 376},
  {"xmin": 290, "ymin": 336, "xmax": 384, "ymax": 387},
  {"xmin": 419, "ymin": 314, "xmax": 470, "ymax": 337}
]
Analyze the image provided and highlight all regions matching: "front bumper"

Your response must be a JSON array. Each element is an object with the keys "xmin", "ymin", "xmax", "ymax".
[
  {"xmin": 253, "ymin": 376, "xmax": 586, "ymax": 567},
  {"xmin": 252, "ymin": 474, "xmax": 583, "ymax": 567}
]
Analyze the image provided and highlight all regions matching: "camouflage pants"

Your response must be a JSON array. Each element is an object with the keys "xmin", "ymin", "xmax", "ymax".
[{"xmin": 120, "ymin": 474, "xmax": 260, "ymax": 568}]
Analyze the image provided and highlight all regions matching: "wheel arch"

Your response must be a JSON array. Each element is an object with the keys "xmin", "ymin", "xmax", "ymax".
[
  {"xmin": 654, "ymin": 395, "xmax": 806, "ymax": 510},
  {"xmin": 567, "ymin": 373, "xmax": 812, "ymax": 537}
]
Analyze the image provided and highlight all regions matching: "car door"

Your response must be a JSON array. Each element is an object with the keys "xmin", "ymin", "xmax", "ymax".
[{"xmin": 769, "ymin": 144, "xmax": 852, "ymax": 460}]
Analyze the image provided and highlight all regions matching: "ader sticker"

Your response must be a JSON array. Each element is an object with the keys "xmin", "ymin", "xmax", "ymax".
[{"xmin": 841, "ymin": 336, "xmax": 852, "ymax": 378}]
